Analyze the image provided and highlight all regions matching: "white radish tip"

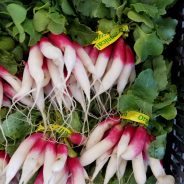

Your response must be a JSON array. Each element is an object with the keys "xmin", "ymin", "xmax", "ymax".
[{"xmin": 156, "ymin": 175, "xmax": 175, "ymax": 184}]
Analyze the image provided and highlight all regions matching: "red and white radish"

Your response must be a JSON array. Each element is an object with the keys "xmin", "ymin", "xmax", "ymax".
[
  {"xmin": 68, "ymin": 133, "xmax": 86, "ymax": 145},
  {"xmin": 34, "ymin": 167, "xmax": 43, "ymax": 184}
]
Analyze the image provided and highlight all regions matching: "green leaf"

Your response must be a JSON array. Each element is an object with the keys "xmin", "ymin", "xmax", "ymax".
[
  {"xmin": 5, "ymin": 142, "xmax": 20, "ymax": 156},
  {"xmin": 98, "ymin": 19, "xmax": 117, "ymax": 33},
  {"xmin": 148, "ymin": 133, "xmax": 167, "ymax": 159},
  {"xmin": 146, "ymin": 176, "xmax": 157, "ymax": 184},
  {"xmin": 12, "ymin": 45, "xmax": 23, "ymax": 61},
  {"xmin": 117, "ymin": 93, "xmax": 140, "ymax": 113},
  {"xmin": 68, "ymin": 19, "xmax": 97, "ymax": 45},
  {"xmin": 93, "ymin": 172, "xmax": 104, "ymax": 184},
  {"xmin": 152, "ymin": 56, "xmax": 168, "ymax": 91},
  {"xmin": 69, "ymin": 111, "xmax": 81, "ymax": 132},
  {"xmin": 156, "ymin": 18, "xmax": 178, "ymax": 44},
  {"xmin": 0, "ymin": 36, "xmax": 15, "ymax": 51},
  {"xmin": 156, "ymin": 104, "xmax": 177, "ymax": 120},
  {"xmin": 6, "ymin": 3, "xmax": 27, "ymax": 24},
  {"xmin": 91, "ymin": 2, "xmax": 110, "ymax": 18},
  {"xmin": 23, "ymin": 19, "xmax": 42, "ymax": 46},
  {"xmin": 0, "ymin": 49, "xmax": 17, "ymax": 74},
  {"xmin": 59, "ymin": 0, "xmax": 75, "ymax": 15},
  {"xmin": 132, "ymin": 69, "xmax": 158, "ymax": 104},
  {"xmin": 2, "ymin": 111, "xmax": 38, "ymax": 140},
  {"xmin": 134, "ymin": 27, "xmax": 163, "ymax": 61},
  {"xmin": 127, "ymin": 11, "xmax": 154, "ymax": 28},
  {"xmin": 131, "ymin": 3, "xmax": 159, "ymax": 18},
  {"xmin": 33, "ymin": 10, "xmax": 50, "ymax": 32},
  {"xmin": 102, "ymin": 0, "xmax": 121, "ymax": 9}
]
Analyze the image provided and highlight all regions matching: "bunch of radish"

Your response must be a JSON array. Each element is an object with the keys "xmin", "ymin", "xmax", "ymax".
[
  {"xmin": 2, "ymin": 131, "xmax": 87, "ymax": 184},
  {"xmin": 0, "ymin": 34, "xmax": 135, "ymax": 128},
  {"xmin": 80, "ymin": 116, "xmax": 175, "ymax": 184}
]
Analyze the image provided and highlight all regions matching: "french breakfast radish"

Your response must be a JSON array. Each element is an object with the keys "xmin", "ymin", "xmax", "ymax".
[
  {"xmin": 89, "ymin": 47, "xmax": 99, "ymax": 65},
  {"xmin": 68, "ymin": 132, "xmax": 86, "ymax": 145},
  {"xmin": 34, "ymin": 167, "xmax": 43, "ymax": 184},
  {"xmin": 80, "ymin": 124, "xmax": 123, "ymax": 166},
  {"xmin": 116, "ymin": 158, "xmax": 127, "ymax": 180},
  {"xmin": 97, "ymin": 38, "xmax": 126, "ymax": 95},
  {"xmin": 85, "ymin": 116, "xmax": 120, "ymax": 150},
  {"xmin": 121, "ymin": 126, "xmax": 147, "ymax": 160},
  {"xmin": 5, "ymin": 133, "xmax": 43, "ymax": 184}
]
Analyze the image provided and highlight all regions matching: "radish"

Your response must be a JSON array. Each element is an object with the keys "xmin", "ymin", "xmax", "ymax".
[
  {"xmin": 3, "ymin": 82, "xmax": 33, "ymax": 107},
  {"xmin": 52, "ymin": 144, "xmax": 68, "ymax": 172},
  {"xmin": 132, "ymin": 152, "xmax": 146, "ymax": 184},
  {"xmin": 68, "ymin": 82, "xmax": 86, "ymax": 111},
  {"xmin": 85, "ymin": 116, "xmax": 120, "ymax": 150},
  {"xmin": 13, "ymin": 63, "xmax": 33, "ymax": 101},
  {"xmin": 91, "ymin": 149, "xmax": 112, "ymax": 181},
  {"xmin": 89, "ymin": 47, "xmax": 99, "ymax": 64},
  {"xmin": 67, "ymin": 157, "xmax": 86, "ymax": 184},
  {"xmin": 5, "ymin": 133, "xmax": 43, "ymax": 184},
  {"xmin": 73, "ymin": 42, "xmax": 96, "ymax": 75},
  {"xmin": 42, "ymin": 62, "xmax": 51, "ymax": 87},
  {"xmin": 2, "ymin": 96, "xmax": 11, "ymax": 107},
  {"xmin": 117, "ymin": 125, "xmax": 135, "ymax": 158},
  {"xmin": 52, "ymin": 166, "xmax": 69, "ymax": 184},
  {"xmin": 72, "ymin": 57, "xmax": 91, "ymax": 101},
  {"xmin": 84, "ymin": 45, "xmax": 92, "ymax": 54},
  {"xmin": 156, "ymin": 175, "xmax": 175, "ymax": 184},
  {"xmin": 80, "ymin": 124, "xmax": 123, "ymax": 166},
  {"xmin": 0, "ymin": 78, "xmax": 3, "ymax": 108},
  {"xmin": 34, "ymin": 167, "xmax": 43, "ymax": 184},
  {"xmin": 0, "ymin": 65, "xmax": 21, "ymax": 92},
  {"xmin": 104, "ymin": 146, "xmax": 118, "ymax": 184},
  {"xmin": 93, "ymin": 45, "xmax": 113, "ymax": 80},
  {"xmin": 48, "ymin": 33, "xmax": 76, "ymax": 80},
  {"xmin": 19, "ymin": 138, "xmax": 46, "ymax": 184},
  {"xmin": 97, "ymin": 38, "xmax": 126, "ymax": 95},
  {"xmin": 116, "ymin": 158, "xmax": 127, "ymax": 180},
  {"xmin": 117, "ymin": 45, "xmax": 135, "ymax": 95},
  {"xmin": 68, "ymin": 133, "xmax": 86, "ymax": 145},
  {"xmin": 39, "ymin": 37, "xmax": 64, "ymax": 74},
  {"xmin": 0, "ymin": 151, "xmax": 10, "ymax": 174},
  {"xmin": 43, "ymin": 140, "xmax": 57, "ymax": 184},
  {"xmin": 121, "ymin": 126, "xmax": 147, "ymax": 160}
]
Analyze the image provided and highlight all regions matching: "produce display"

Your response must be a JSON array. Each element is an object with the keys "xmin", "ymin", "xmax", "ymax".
[{"xmin": 0, "ymin": 0, "xmax": 179, "ymax": 184}]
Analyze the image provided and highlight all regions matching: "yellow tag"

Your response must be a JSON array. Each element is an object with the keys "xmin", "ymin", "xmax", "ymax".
[
  {"xmin": 121, "ymin": 111, "xmax": 150, "ymax": 126},
  {"xmin": 92, "ymin": 24, "xmax": 129, "ymax": 50},
  {"xmin": 36, "ymin": 124, "xmax": 72, "ymax": 135}
]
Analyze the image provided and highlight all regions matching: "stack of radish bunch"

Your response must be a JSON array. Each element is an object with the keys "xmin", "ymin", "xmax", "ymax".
[
  {"xmin": 0, "ymin": 34, "xmax": 135, "ymax": 119},
  {"xmin": 3, "ymin": 132, "xmax": 87, "ymax": 184},
  {"xmin": 80, "ymin": 116, "xmax": 175, "ymax": 184}
]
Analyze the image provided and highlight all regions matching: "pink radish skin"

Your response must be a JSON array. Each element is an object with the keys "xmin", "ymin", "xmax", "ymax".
[
  {"xmin": 73, "ymin": 42, "xmax": 96, "ymax": 75},
  {"xmin": 0, "ymin": 79, "xmax": 3, "ymax": 108},
  {"xmin": 5, "ymin": 133, "xmax": 43, "ymax": 184},
  {"xmin": 0, "ymin": 65, "xmax": 21, "ymax": 92},
  {"xmin": 34, "ymin": 167, "xmax": 43, "ymax": 184},
  {"xmin": 2, "ymin": 96, "xmax": 11, "ymax": 107},
  {"xmin": 117, "ymin": 45, "xmax": 135, "ymax": 95},
  {"xmin": 132, "ymin": 152, "xmax": 146, "ymax": 184},
  {"xmin": 68, "ymin": 82, "xmax": 86, "ymax": 111},
  {"xmin": 43, "ymin": 140, "xmax": 57, "ymax": 184},
  {"xmin": 3, "ymin": 82, "xmax": 33, "ymax": 107},
  {"xmin": 97, "ymin": 38, "xmax": 126, "ymax": 95},
  {"xmin": 67, "ymin": 157, "xmax": 86, "ymax": 184},
  {"xmin": 85, "ymin": 117, "xmax": 120, "ymax": 150},
  {"xmin": 19, "ymin": 138, "xmax": 46, "ymax": 184},
  {"xmin": 13, "ymin": 63, "xmax": 33, "ymax": 101},
  {"xmin": 89, "ymin": 47, "xmax": 99, "ymax": 64},
  {"xmin": 80, "ymin": 124, "xmax": 123, "ymax": 166},
  {"xmin": 52, "ymin": 144, "xmax": 68, "ymax": 172},
  {"xmin": 104, "ymin": 147, "xmax": 118, "ymax": 184},
  {"xmin": 0, "ymin": 151, "xmax": 10, "ymax": 174},
  {"xmin": 84, "ymin": 45, "xmax": 92, "ymax": 54},
  {"xmin": 49, "ymin": 34, "xmax": 76, "ymax": 79},
  {"xmin": 94, "ymin": 45, "xmax": 113, "ymax": 80},
  {"xmin": 73, "ymin": 57, "xmax": 91, "ymax": 101},
  {"xmin": 117, "ymin": 125, "xmax": 135, "ymax": 158},
  {"xmin": 121, "ymin": 126, "xmax": 147, "ymax": 160},
  {"xmin": 116, "ymin": 159, "xmax": 127, "ymax": 180},
  {"xmin": 68, "ymin": 133, "xmax": 87, "ymax": 145},
  {"xmin": 91, "ymin": 149, "xmax": 112, "ymax": 181}
]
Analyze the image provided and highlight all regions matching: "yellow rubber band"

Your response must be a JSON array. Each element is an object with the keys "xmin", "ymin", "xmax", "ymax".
[
  {"xmin": 36, "ymin": 124, "xmax": 72, "ymax": 134},
  {"xmin": 121, "ymin": 111, "xmax": 150, "ymax": 126}
]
